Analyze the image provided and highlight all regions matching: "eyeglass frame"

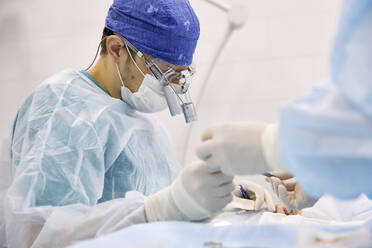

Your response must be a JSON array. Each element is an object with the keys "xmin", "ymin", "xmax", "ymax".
[{"xmin": 116, "ymin": 34, "xmax": 195, "ymax": 94}]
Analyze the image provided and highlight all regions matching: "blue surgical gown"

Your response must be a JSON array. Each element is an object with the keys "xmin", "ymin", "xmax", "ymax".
[
  {"xmin": 280, "ymin": 0, "xmax": 372, "ymax": 199},
  {"xmin": 10, "ymin": 69, "xmax": 181, "ymax": 207}
]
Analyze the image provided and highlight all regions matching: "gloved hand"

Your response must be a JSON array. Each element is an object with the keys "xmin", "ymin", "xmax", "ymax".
[
  {"xmin": 144, "ymin": 160, "xmax": 234, "ymax": 222},
  {"xmin": 265, "ymin": 172, "xmax": 317, "ymax": 209},
  {"xmin": 196, "ymin": 122, "xmax": 269, "ymax": 175},
  {"xmin": 196, "ymin": 122, "xmax": 288, "ymax": 176},
  {"xmin": 226, "ymin": 180, "xmax": 275, "ymax": 212}
]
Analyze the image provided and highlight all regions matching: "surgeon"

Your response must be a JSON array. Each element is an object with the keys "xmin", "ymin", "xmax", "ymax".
[
  {"xmin": 0, "ymin": 1, "xmax": 236, "ymax": 247},
  {"xmin": 197, "ymin": 0, "xmax": 372, "ymax": 204}
]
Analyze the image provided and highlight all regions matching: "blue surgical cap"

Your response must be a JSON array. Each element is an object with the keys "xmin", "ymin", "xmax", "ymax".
[{"xmin": 105, "ymin": 0, "xmax": 200, "ymax": 66}]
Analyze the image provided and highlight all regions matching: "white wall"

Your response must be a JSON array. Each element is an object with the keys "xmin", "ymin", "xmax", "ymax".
[
  {"xmin": 0, "ymin": 0, "xmax": 341, "ymax": 165},
  {"xmin": 0, "ymin": 0, "xmax": 113, "ymax": 140}
]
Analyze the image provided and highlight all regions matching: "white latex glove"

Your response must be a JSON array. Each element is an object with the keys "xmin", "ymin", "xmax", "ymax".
[
  {"xmin": 196, "ymin": 122, "xmax": 269, "ymax": 175},
  {"xmin": 266, "ymin": 172, "xmax": 317, "ymax": 209},
  {"xmin": 145, "ymin": 161, "xmax": 234, "ymax": 222},
  {"xmin": 226, "ymin": 180, "xmax": 275, "ymax": 212},
  {"xmin": 197, "ymin": 122, "xmax": 288, "ymax": 176}
]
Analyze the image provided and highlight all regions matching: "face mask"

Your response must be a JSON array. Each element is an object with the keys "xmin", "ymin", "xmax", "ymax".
[{"xmin": 116, "ymin": 63, "xmax": 168, "ymax": 113}]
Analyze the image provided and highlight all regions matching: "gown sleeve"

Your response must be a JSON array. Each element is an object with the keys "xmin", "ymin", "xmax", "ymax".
[
  {"xmin": 4, "ymin": 87, "xmax": 148, "ymax": 248},
  {"xmin": 279, "ymin": 0, "xmax": 372, "ymax": 199},
  {"xmin": 280, "ymin": 82, "xmax": 372, "ymax": 199}
]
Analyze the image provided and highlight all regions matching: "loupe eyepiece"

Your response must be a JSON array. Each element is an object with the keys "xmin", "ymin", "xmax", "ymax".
[
  {"xmin": 182, "ymin": 102, "xmax": 197, "ymax": 123},
  {"xmin": 164, "ymin": 84, "xmax": 182, "ymax": 116}
]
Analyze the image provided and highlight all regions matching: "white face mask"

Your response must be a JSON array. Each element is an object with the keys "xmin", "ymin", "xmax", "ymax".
[{"xmin": 116, "ymin": 63, "xmax": 168, "ymax": 113}]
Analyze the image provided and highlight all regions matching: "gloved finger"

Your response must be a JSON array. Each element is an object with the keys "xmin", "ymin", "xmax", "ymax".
[
  {"xmin": 200, "ymin": 125, "xmax": 219, "ymax": 142},
  {"xmin": 246, "ymin": 189, "xmax": 257, "ymax": 201},
  {"xmin": 233, "ymin": 187, "xmax": 256, "ymax": 201},
  {"xmin": 265, "ymin": 176, "xmax": 275, "ymax": 191},
  {"xmin": 190, "ymin": 160, "xmax": 220, "ymax": 179},
  {"xmin": 232, "ymin": 183, "xmax": 255, "ymax": 199},
  {"xmin": 287, "ymin": 191, "xmax": 297, "ymax": 208},
  {"xmin": 217, "ymin": 193, "xmax": 233, "ymax": 203},
  {"xmin": 196, "ymin": 139, "xmax": 219, "ymax": 161},
  {"xmin": 268, "ymin": 172, "xmax": 293, "ymax": 181},
  {"xmin": 278, "ymin": 184, "xmax": 290, "ymax": 208},
  {"xmin": 227, "ymin": 196, "xmax": 255, "ymax": 210},
  {"xmin": 278, "ymin": 184, "xmax": 289, "ymax": 200},
  {"xmin": 188, "ymin": 160, "xmax": 208, "ymax": 173},
  {"xmin": 252, "ymin": 186, "xmax": 264, "ymax": 210},
  {"xmin": 293, "ymin": 183, "xmax": 307, "ymax": 204},
  {"xmin": 263, "ymin": 188, "xmax": 276, "ymax": 212},
  {"xmin": 214, "ymin": 182, "xmax": 234, "ymax": 197},
  {"xmin": 228, "ymin": 181, "xmax": 266, "ymax": 211},
  {"xmin": 195, "ymin": 154, "xmax": 220, "ymax": 174},
  {"xmin": 209, "ymin": 171, "xmax": 234, "ymax": 186},
  {"xmin": 282, "ymin": 178, "xmax": 297, "ymax": 192},
  {"xmin": 201, "ymin": 129, "xmax": 214, "ymax": 142},
  {"xmin": 268, "ymin": 176, "xmax": 282, "ymax": 196},
  {"xmin": 287, "ymin": 191, "xmax": 296, "ymax": 201},
  {"xmin": 235, "ymin": 181, "xmax": 258, "ymax": 198},
  {"xmin": 232, "ymin": 188, "xmax": 243, "ymax": 197},
  {"xmin": 187, "ymin": 159, "xmax": 207, "ymax": 168},
  {"xmin": 200, "ymin": 124, "xmax": 226, "ymax": 142},
  {"xmin": 204, "ymin": 158, "xmax": 223, "ymax": 174},
  {"xmin": 238, "ymin": 180, "xmax": 269, "ymax": 201}
]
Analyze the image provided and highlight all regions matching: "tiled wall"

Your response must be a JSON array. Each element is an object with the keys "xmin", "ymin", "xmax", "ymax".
[{"xmin": 0, "ymin": 0, "xmax": 342, "ymax": 165}]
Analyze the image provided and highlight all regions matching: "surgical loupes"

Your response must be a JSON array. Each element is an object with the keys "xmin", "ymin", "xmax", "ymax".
[
  {"xmin": 150, "ymin": 62, "xmax": 197, "ymax": 123},
  {"xmin": 163, "ymin": 77, "xmax": 197, "ymax": 123},
  {"xmin": 163, "ymin": 83, "xmax": 183, "ymax": 115}
]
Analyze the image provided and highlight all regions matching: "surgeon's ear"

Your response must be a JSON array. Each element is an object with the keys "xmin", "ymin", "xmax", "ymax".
[{"xmin": 106, "ymin": 36, "xmax": 124, "ymax": 63}]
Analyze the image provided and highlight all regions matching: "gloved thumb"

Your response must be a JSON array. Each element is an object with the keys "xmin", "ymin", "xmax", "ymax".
[
  {"xmin": 196, "ymin": 139, "xmax": 216, "ymax": 161},
  {"xmin": 196, "ymin": 140, "xmax": 226, "ymax": 174},
  {"xmin": 268, "ymin": 176, "xmax": 282, "ymax": 196},
  {"xmin": 253, "ymin": 186, "xmax": 264, "ymax": 210},
  {"xmin": 201, "ymin": 128, "xmax": 214, "ymax": 142},
  {"xmin": 237, "ymin": 181, "xmax": 265, "ymax": 210},
  {"xmin": 263, "ymin": 188, "xmax": 276, "ymax": 212},
  {"xmin": 200, "ymin": 123, "xmax": 228, "ymax": 142},
  {"xmin": 278, "ymin": 184, "xmax": 290, "ymax": 208}
]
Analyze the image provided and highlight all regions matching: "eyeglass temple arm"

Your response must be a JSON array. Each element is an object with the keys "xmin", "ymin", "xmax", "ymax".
[{"xmin": 121, "ymin": 37, "xmax": 165, "ymax": 80}]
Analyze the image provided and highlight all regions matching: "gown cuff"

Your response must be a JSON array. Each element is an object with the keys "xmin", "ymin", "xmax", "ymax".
[
  {"xmin": 144, "ymin": 186, "xmax": 188, "ymax": 222},
  {"xmin": 261, "ymin": 123, "xmax": 289, "ymax": 172}
]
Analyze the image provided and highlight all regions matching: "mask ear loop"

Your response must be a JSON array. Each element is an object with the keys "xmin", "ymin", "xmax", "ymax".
[
  {"xmin": 115, "ymin": 63, "xmax": 125, "ymax": 87},
  {"xmin": 120, "ymin": 36, "xmax": 187, "ymax": 104},
  {"xmin": 125, "ymin": 43, "xmax": 145, "ymax": 77},
  {"xmin": 117, "ymin": 41, "xmax": 146, "ymax": 88}
]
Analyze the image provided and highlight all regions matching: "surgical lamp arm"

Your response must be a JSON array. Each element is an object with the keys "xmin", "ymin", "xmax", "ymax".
[
  {"xmin": 181, "ymin": 0, "xmax": 248, "ymax": 164},
  {"xmin": 203, "ymin": 0, "xmax": 230, "ymax": 12}
]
